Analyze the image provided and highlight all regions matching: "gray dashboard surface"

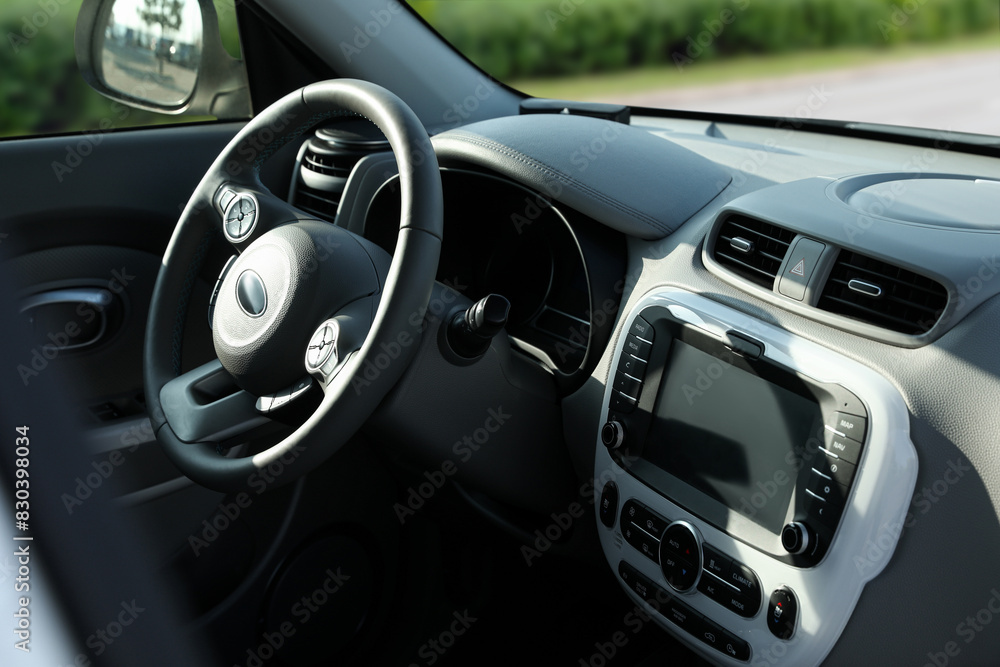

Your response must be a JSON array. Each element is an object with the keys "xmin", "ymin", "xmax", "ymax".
[
  {"xmin": 560, "ymin": 117, "xmax": 1000, "ymax": 666},
  {"xmin": 431, "ymin": 114, "xmax": 731, "ymax": 240}
]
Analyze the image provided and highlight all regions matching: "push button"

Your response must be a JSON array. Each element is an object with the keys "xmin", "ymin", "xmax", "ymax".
[
  {"xmin": 767, "ymin": 587, "xmax": 798, "ymax": 640},
  {"xmin": 629, "ymin": 316, "xmax": 654, "ymax": 342},
  {"xmin": 617, "ymin": 353, "xmax": 648, "ymax": 380},
  {"xmin": 828, "ymin": 411, "xmax": 867, "ymax": 443},
  {"xmin": 660, "ymin": 552, "xmax": 696, "ymax": 589},
  {"xmin": 806, "ymin": 493, "xmax": 843, "ymax": 528},
  {"xmin": 613, "ymin": 371, "xmax": 642, "ymax": 399},
  {"xmin": 609, "ymin": 391, "xmax": 637, "ymax": 414},
  {"xmin": 778, "ymin": 237, "xmax": 826, "ymax": 301},
  {"xmin": 599, "ymin": 481, "xmax": 618, "ymax": 528},
  {"xmin": 623, "ymin": 523, "xmax": 660, "ymax": 563},
  {"xmin": 633, "ymin": 505, "xmax": 669, "ymax": 537},
  {"xmin": 807, "ymin": 469, "xmax": 848, "ymax": 504},
  {"xmin": 702, "ymin": 544, "xmax": 732, "ymax": 579},
  {"xmin": 718, "ymin": 629, "xmax": 752, "ymax": 661},
  {"xmin": 623, "ymin": 334, "xmax": 652, "ymax": 360},
  {"xmin": 823, "ymin": 432, "xmax": 863, "ymax": 465},
  {"xmin": 727, "ymin": 561, "xmax": 760, "ymax": 600},
  {"xmin": 815, "ymin": 454, "xmax": 857, "ymax": 487}
]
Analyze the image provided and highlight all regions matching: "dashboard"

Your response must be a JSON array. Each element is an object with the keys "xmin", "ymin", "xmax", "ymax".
[{"xmin": 283, "ymin": 110, "xmax": 1000, "ymax": 666}]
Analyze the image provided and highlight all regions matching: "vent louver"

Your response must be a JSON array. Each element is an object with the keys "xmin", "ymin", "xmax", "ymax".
[
  {"xmin": 818, "ymin": 251, "xmax": 947, "ymax": 335},
  {"xmin": 713, "ymin": 215, "xmax": 796, "ymax": 288}
]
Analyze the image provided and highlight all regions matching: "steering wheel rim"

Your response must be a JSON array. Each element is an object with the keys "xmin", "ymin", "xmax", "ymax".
[{"xmin": 144, "ymin": 79, "xmax": 442, "ymax": 492}]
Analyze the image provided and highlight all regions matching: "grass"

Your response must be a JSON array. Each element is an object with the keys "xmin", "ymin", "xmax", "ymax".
[{"xmin": 509, "ymin": 32, "xmax": 1000, "ymax": 100}]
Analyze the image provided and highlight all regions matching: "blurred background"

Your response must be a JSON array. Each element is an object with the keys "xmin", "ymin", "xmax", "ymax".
[
  {"xmin": 2, "ymin": 0, "xmax": 997, "ymax": 139},
  {"xmin": 0, "ymin": 0, "xmax": 241, "ymax": 139},
  {"xmin": 413, "ymin": 0, "xmax": 1000, "ymax": 135}
]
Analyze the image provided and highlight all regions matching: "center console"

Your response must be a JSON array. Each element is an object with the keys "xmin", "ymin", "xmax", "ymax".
[{"xmin": 594, "ymin": 288, "xmax": 917, "ymax": 666}]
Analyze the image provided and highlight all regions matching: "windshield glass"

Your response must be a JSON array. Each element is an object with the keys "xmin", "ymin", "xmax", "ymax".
[{"xmin": 411, "ymin": 0, "xmax": 999, "ymax": 137}]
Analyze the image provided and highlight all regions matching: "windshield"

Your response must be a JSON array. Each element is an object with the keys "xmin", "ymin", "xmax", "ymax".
[{"xmin": 411, "ymin": 0, "xmax": 1000, "ymax": 137}]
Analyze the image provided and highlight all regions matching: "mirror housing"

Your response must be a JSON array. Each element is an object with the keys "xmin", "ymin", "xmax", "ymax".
[{"xmin": 75, "ymin": 0, "xmax": 251, "ymax": 119}]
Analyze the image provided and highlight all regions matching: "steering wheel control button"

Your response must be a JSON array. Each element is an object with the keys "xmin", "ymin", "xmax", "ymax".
[
  {"xmin": 659, "ymin": 522, "xmax": 701, "ymax": 593},
  {"xmin": 767, "ymin": 588, "xmax": 798, "ymax": 640},
  {"xmin": 601, "ymin": 420, "xmax": 626, "ymax": 450},
  {"xmin": 223, "ymin": 193, "xmax": 259, "ymax": 242},
  {"xmin": 599, "ymin": 481, "xmax": 618, "ymax": 528},
  {"xmin": 235, "ymin": 270, "xmax": 267, "ymax": 317},
  {"xmin": 306, "ymin": 321, "xmax": 339, "ymax": 373}
]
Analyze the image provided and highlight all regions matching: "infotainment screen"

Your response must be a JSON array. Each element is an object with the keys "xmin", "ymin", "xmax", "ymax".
[{"xmin": 642, "ymin": 340, "xmax": 821, "ymax": 535}]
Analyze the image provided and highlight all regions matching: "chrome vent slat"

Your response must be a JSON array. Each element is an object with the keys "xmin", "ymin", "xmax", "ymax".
[
  {"xmin": 713, "ymin": 215, "xmax": 795, "ymax": 288},
  {"xmin": 818, "ymin": 250, "xmax": 947, "ymax": 335}
]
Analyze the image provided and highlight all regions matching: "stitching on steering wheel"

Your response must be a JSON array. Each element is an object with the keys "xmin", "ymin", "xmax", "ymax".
[
  {"xmin": 171, "ymin": 228, "xmax": 217, "ymax": 376},
  {"xmin": 251, "ymin": 110, "xmax": 354, "ymax": 172}
]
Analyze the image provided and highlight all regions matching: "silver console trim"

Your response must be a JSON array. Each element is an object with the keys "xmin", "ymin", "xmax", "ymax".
[{"xmin": 594, "ymin": 287, "xmax": 918, "ymax": 666}]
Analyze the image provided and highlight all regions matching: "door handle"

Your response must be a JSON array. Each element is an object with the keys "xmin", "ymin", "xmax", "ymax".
[{"xmin": 19, "ymin": 288, "xmax": 116, "ymax": 352}]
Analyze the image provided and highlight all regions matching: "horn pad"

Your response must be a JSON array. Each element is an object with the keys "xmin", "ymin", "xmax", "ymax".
[{"xmin": 212, "ymin": 221, "xmax": 379, "ymax": 396}]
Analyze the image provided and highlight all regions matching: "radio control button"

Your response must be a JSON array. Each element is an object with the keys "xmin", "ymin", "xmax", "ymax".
[
  {"xmin": 617, "ymin": 353, "xmax": 647, "ymax": 379},
  {"xmin": 702, "ymin": 545, "xmax": 732, "ymax": 579},
  {"xmin": 823, "ymin": 431, "xmax": 863, "ymax": 465},
  {"xmin": 815, "ymin": 454, "xmax": 857, "ymax": 487},
  {"xmin": 609, "ymin": 391, "xmax": 637, "ymax": 414},
  {"xmin": 807, "ymin": 469, "xmax": 849, "ymax": 504},
  {"xmin": 629, "ymin": 316, "xmax": 654, "ymax": 341},
  {"xmin": 613, "ymin": 371, "xmax": 642, "ymax": 398},
  {"xmin": 806, "ymin": 493, "xmax": 843, "ymax": 528},
  {"xmin": 623, "ymin": 334, "xmax": 652, "ymax": 360},
  {"xmin": 828, "ymin": 411, "xmax": 867, "ymax": 443}
]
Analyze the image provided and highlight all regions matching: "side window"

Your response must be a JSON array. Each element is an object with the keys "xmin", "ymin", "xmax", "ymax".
[{"xmin": 0, "ymin": 0, "xmax": 248, "ymax": 140}]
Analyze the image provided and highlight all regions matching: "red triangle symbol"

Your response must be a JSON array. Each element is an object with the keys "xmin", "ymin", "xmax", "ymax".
[{"xmin": 790, "ymin": 259, "xmax": 806, "ymax": 276}]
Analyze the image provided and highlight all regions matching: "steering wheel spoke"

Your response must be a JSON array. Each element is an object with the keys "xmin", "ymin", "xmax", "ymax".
[
  {"xmin": 159, "ymin": 360, "xmax": 274, "ymax": 445},
  {"xmin": 144, "ymin": 79, "xmax": 443, "ymax": 492}
]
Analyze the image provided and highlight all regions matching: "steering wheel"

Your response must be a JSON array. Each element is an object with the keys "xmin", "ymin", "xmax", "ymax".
[{"xmin": 143, "ymin": 80, "xmax": 442, "ymax": 492}]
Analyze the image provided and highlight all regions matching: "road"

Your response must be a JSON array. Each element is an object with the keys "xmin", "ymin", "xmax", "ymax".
[{"xmin": 586, "ymin": 49, "xmax": 1000, "ymax": 137}]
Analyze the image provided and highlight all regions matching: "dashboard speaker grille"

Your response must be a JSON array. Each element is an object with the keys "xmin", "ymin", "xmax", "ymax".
[
  {"xmin": 713, "ymin": 215, "xmax": 795, "ymax": 288},
  {"xmin": 818, "ymin": 250, "xmax": 948, "ymax": 335}
]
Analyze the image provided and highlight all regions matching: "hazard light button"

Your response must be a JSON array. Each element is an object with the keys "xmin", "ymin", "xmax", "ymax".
[{"xmin": 778, "ymin": 237, "xmax": 827, "ymax": 301}]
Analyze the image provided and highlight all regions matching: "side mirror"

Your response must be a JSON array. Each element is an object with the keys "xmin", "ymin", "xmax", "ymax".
[{"xmin": 74, "ymin": 0, "xmax": 252, "ymax": 119}]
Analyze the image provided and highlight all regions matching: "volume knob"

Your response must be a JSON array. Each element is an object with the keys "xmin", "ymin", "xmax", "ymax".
[
  {"xmin": 601, "ymin": 420, "xmax": 625, "ymax": 450},
  {"xmin": 781, "ymin": 521, "xmax": 814, "ymax": 555}
]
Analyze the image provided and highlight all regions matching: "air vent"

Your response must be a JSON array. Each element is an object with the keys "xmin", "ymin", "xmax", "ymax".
[
  {"xmin": 818, "ymin": 250, "xmax": 948, "ymax": 335},
  {"xmin": 291, "ymin": 120, "xmax": 390, "ymax": 223},
  {"xmin": 713, "ymin": 215, "xmax": 796, "ymax": 288}
]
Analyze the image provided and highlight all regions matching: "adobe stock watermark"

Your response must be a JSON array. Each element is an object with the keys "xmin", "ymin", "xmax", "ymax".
[
  {"xmin": 877, "ymin": 0, "xmax": 932, "ymax": 40},
  {"xmin": 723, "ymin": 84, "xmax": 834, "ymax": 192},
  {"xmin": 6, "ymin": 0, "xmax": 75, "ymax": 55},
  {"xmin": 922, "ymin": 588, "xmax": 1000, "ymax": 667},
  {"xmin": 673, "ymin": 0, "xmax": 751, "ymax": 70},
  {"xmin": 393, "ymin": 406, "xmax": 512, "ymax": 523},
  {"xmin": 349, "ymin": 277, "xmax": 469, "ymax": 396},
  {"xmin": 442, "ymin": 76, "xmax": 499, "ymax": 128},
  {"xmin": 187, "ymin": 445, "xmax": 307, "ymax": 556},
  {"xmin": 339, "ymin": 0, "xmax": 405, "ymax": 63},
  {"xmin": 235, "ymin": 566, "xmax": 352, "ymax": 667},
  {"xmin": 407, "ymin": 609, "xmax": 478, "ymax": 667},
  {"xmin": 16, "ymin": 267, "xmax": 136, "ymax": 386},
  {"xmin": 545, "ymin": 0, "xmax": 587, "ymax": 31},
  {"xmin": 853, "ymin": 458, "xmax": 971, "ymax": 575}
]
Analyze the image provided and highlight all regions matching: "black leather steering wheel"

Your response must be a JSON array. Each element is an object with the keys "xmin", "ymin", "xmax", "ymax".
[{"xmin": 144, "ymin": 80, "xmax": 442, "ymax": 492}]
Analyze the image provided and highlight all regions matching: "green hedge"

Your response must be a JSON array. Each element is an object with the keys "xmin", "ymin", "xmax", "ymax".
[{"xmin": 414, "ymin": 0, "xmax": 1000, "ymax": 81}]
